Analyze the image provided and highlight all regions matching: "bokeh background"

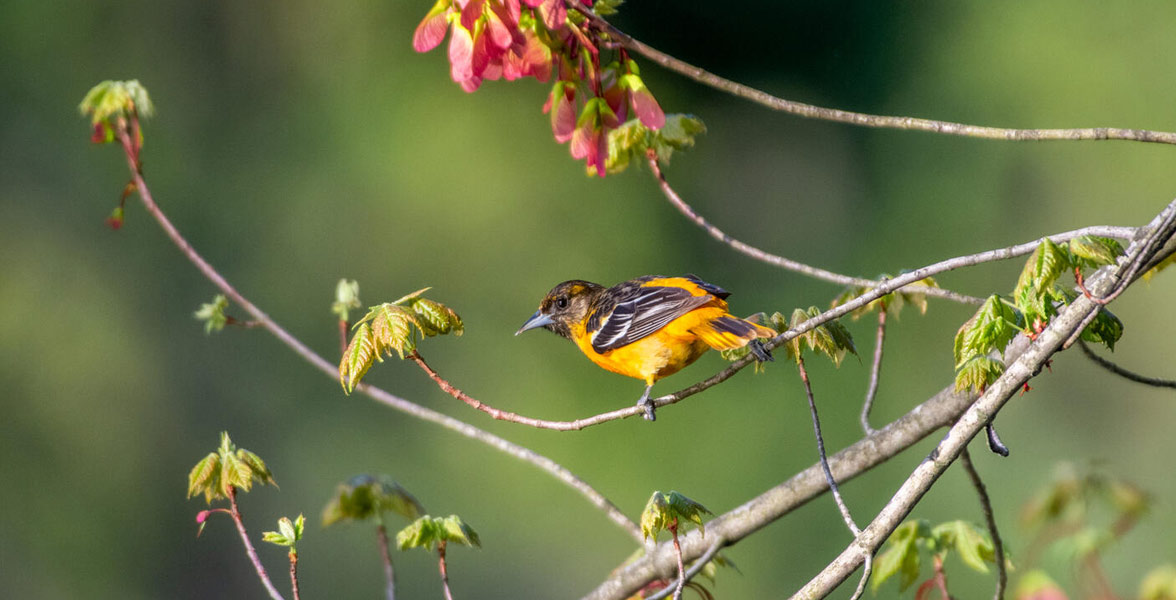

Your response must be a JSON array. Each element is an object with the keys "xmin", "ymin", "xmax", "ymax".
[{"xmin": 3, "ymin": 1, "xmax": 1176, "ymax": 598}]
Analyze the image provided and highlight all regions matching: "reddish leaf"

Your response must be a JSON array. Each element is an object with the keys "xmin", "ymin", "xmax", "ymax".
[
  {"xmin": 630, "ymin": 86, "xmax": 665, "ymax": 129},
  {"xmin": 412, "ymin": 2, "xmax": 451, "ymax": 53},
  {"xmin": 537, "ymin": 0, "xmax": 565, "ymax": 30},
  {"xmin": 550, "ymin": 87, "xmax": 576, "ymax": 143}
]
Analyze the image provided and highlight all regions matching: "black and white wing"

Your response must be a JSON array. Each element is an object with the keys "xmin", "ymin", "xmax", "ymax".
[{"xmin": 588, "ymin": 284, "xmax": 712, "ymax": 353}]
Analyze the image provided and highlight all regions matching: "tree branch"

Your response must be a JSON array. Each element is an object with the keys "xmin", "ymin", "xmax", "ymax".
[
  {"xmin": 860, "ymin": 310, "xmax": 887, "ymax": 435},
  {"xmin": 571, "ymin": 2, "xmax": 1176, "ymax": 146},
  {"xmin": 110, "ymin": 122, "xmax": 644, "ymax": 545},
  {"xmin": 583, "ymin": 198, "xmax": 1176, "ymax": 600},
  {"xmin": 960, "ymin": 449, "xmax": 1007, "ymax": 600},
  {"xmin": 226, "ymin": 486, "xmax": 286, "ymax": 600},
  {"xmin": 789, "ymin": 199, "xmax": 1176, "ymax": 600},
  {"xmin": 1078, "ymin": 340, "xmax": 1176, "ymax": 389}
]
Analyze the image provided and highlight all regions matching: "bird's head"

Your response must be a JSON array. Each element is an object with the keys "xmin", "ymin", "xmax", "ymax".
[{"xmin": 515, "ymin": 280, "xmax": 604, "ymax": 340}]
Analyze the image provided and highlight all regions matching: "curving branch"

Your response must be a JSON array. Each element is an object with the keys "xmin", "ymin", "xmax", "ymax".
[
  {"xmin": 570, "ymin": 2, "xmax": 1176, "ymax": 147},
  {"xmin": 860, "ymin": 310, "xmax": 887, "ymax": 435},
  {"xmin": 1078, "ymin": 340, "xmax": 1176, "ymax": 389},
  {"xmin": 109, "ymin": 123, "xmax": 644, "ymax": 545},
  {"xmin": 645, "ymin": 154, "xmax": 983, "ymax": 305}
]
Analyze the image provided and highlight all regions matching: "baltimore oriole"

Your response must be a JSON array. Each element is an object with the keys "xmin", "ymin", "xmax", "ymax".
[{"xmin": 516, "ymin": 274, "xmax": 774, "ymax": 420}]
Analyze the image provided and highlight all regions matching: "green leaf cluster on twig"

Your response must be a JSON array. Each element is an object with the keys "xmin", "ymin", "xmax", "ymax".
[
  {"xmin": 187, "ymin": 431, "xmax": 277, "ymax": 504},
  {"xmin": 322, "ymin": 474, "xmax": 425, "ymax": 527},
  {"xmin": 872, "ymin": 519, "xmax": 1002, "ymax": 593},
  {"xmin": 262, "ymin": 514, "xmax": 305, "ymax": 553},
  {"xmin": 339, "ymin": 288, "xmax": 464, "ymax": 392},
  {"xmin": 640, "ymin": 491, "xmax": 711, "ymax": 541},
  {"xmin": 831, "ymin": 276, "xmax": 939, "ymax": 320},
  {"xmin": 194, "ymin": 294, "xmax": 230, "ymax": 334},
  {"xmin": 605, "ymin": 114, "xmax": 706, "ymax": 174},
  {"xmin": 953, "ymin": 236, "xmax": 1125, "ymax": 392},
  {"xmin": 396, "ymin": 515, "xmax": 481, "ymax": 551},
  {"xmin": 78, "ymin": 79, "xmax": 154, "ymax": 143}
]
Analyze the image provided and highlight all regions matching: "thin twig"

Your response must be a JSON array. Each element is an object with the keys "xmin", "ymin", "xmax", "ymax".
[
  {"xmin": 1079, "ymin": 339, "xmax": 1176, "ymax": 389},
  {"xmin": 288, "ymin": 552, "xmax": 301, "ymax": 600},
  {"xmin": 226, "ymin": 486, "xmax": 286, "ymax": 600},
  {"xmin": 847, "ymin": 554, "xmax": 872, "ymax": 600},
  {"xmin": 959, "ymin": 449, "xmax": 1007, "ymax": 600},
  {"xmin": 570, "ymin": 2, "xmax": 1176, "ymax": 147},
  {"xmin": 109, "ymin": 120, "xmax": 644, "ymax": 545},
  {"xmin": 798, "ymin": 357, "xmax": 860, "ymax": 536},
  {"xmin": 860, "ymin": 310, "xmax": 887, "ymax": 435},
  {"xmin": 377, "ymin": 523, "xmax": 396, "ymax": 600},
  {"xmin": 670, "ymin": 525, "xmax": 685, "ymax": 600},
  {"xmin": 645, "ymin": 154, "xmax": 982, "ymax": 304},
  {"xmin": 438, "ymin": 542, "xmax": 455, "ymax": 600},
  {"xmin": 643, "ymin": 540, "xmax": 725, "ymax": 600}
]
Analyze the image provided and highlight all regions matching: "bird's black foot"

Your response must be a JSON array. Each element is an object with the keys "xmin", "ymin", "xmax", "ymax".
[
  {"xmin": 637, "ymin": 386, "xmax": 656, "ymax": 422},
  {"xmin": 749, "ymin": 339, "xmax": 774, "ymax": 362}
]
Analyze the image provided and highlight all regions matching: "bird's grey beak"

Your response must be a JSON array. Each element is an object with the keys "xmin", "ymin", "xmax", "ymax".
[{"xmin": 515, "ymin": 310, "xmax": 553, "ymax": 335}]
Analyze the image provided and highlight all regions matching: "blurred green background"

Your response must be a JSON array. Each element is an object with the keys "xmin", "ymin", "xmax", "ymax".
[{"xmin": 3, "ymin": 1, "xmax": 1176, "ymax": 598}]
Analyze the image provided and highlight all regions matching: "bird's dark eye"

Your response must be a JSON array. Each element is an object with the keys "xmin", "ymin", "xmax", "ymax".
[{"xmin": 556, "ymin": 295, "xmax": 569, "ymax": 309}]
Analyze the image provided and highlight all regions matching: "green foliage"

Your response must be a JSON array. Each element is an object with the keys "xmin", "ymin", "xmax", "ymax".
[
  {"xmin": 872, "ymin": 519, "xmax": 1000, "ymax": 592},
  {"xmin": 1141, "ymin": 565, "xmax": 1176, "ymax": 600},
  {"xmin": 262, "ymin": 514, "xmax": 305, "ymax": 555},
  {"xmin": 591, "ymin": 0, "xmax": 624, "ymax": 16},
  {"xmin": 331, "ymin": 279, "xmax": 362, "ymax": 323},
  {"xmin": 779, "ymin": 307, "xmax": 857, "ymax": 367},
  {"xmin": 604, "ymin": 114, "xmax": 706, "ymax": 174},
  {"xmin": 1142, "ymin": 252, "xmax": 1176, "ymax": 282},
  {"xmin": 78, "ymin": 80, "xmax": 154, "ymax": 143},
  {"xmin": 953, "ymin": 237, "xmax": 1126, "ymax": 392},
  {"xmin": 338, "ymin": 287, "xmax": 463, "ymax": 392},
  {"xmin": 194, "ymin": 294, "xmax": 230, "ymax": 334},
  {"xmin": 640, "ymin": 490, "xmax": 711, "ymax": 541},
  {"xmin": 187, "ymin": 432, "xmax": 276, "ymax": 504},
  {"xmin": 396, "ymin": 515, "xmax": 481, "ymax": 551},
  {"xmin": 831, "ymin": 276, "xmax": 939, "ymax": 320},
  {"xmin": 322, "ymin": 474, "xmax": 425, "ymax": 527}
]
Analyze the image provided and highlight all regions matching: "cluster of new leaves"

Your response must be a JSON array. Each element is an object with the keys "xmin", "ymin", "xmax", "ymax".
[
  {"xmin": 640, "ymin": 490, "xmax": 711, "ymax": 541},
  {"xmin": 331, "ymin": 279, "xmax": 362, "ymax": 323},
  {"xmin": 187, "ymin": 432, "xmax": 277, "ymax": 504},
  {"xmin": 872, "ymin": 519, "xmax": 1001, "ymax": 594},
  {"xmin": 604, "ymin": 114, "xmax": 706, "ymax": 174},
  {"xmin": 322, "ymin": 474, "xmax": 426, "ymax": 526},
  {"xmin": 262, "ymin": 514, "xmax": 305, "ymax": 557},
  {"xmin": 831, "ymin": 277, "xmax": 940, "ymax": 320},
  {"xmin": 194, "ymin": 294, "xmax": 230, "ymax": 334},
  {"xmin": 396, "ymin": 514, "xmax": 481, "ymax": 551},
  {"xmin": 339, "ymin": 287, "xmax": 463, "ymax": 392},
  {"xmin": 953, "ymin": 237, "xmax": 1125, "ymax": 393},
  {"xmin": 412, "ymin": 0, "xmax": 675, "ymax": 176},
  {"xmin": 78, "ymin": 79, "xmax": 153, "ymax": 144},
  {"xmin": 722, "ymin": 308, "xmax": 857, "ymax": 370}
]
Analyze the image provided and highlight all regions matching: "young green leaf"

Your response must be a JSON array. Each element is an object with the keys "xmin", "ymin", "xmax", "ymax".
[
  {"xmin": 396, "ymin": 515, "xmax": 481, "ymax": 551},
  {"xmin": 640, "ymin": 490, "xmax": 712, "ymax": 541},
  {"xmin": 871, "ymin": 520, "xmax": 926, "ymax": 592},
  {"xmin": 1068, "ymin": 235, "xmax": 1123, "ymax": 269},
  {"xmin": 332, "ymin": 279, "xmax": 362, "ymax": 322},
  {"xmin": 263, "ymin": 514, "xmax": 305, "ymax": 549},
  {"xmin": 954, "ymin": 356, "xmax": 1005, "ymax": 394},
  {"xmin": 79, "ymin": 80, "xmax": 155, "ymax": 143},
  {"xmin": 831, "ymin": 277, "xmax": 939, "ymax": 319},
  {"xmin": 604, "ymin": 114, "xmax": 705, "ymax": 174},
  {"xmin": 930, "ymin": 520, "xmax": 996, "ymax": 573},
  {"xmin": 953, "ymin": 295, "xmax": 1021, "ymax": 368},
  {"xmin": 322, "ymin": 474, "xmax": 426, "ymax": 527},
  {"xmin": 194, "ymin": 294, "xmax": 229, "ymax": 334},
  {"xmin": 1079, "ymin": 306, "xmax": 1123, "ymax": 350},
  {"xmin": 782, "ymin": 307, "xmax": 857, "ymax": 366},
  {"xmin": 187, "ymin": 432, "xmax": 277, "ymax": 504},
  {"xmin": 1016, "ymin": 238, "xmax": 1072, "ymax": 298},
  {"xmin": 412, "ymin": 298, "xmax": 464, "ymax": 337},
  {"xmin": 339, "ymin": 322, "xmax": 376, "ymax": 393}
]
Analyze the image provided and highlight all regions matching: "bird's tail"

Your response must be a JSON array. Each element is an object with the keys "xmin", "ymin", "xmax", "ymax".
[{"xmin": 691, "ymin": 315, "xmax": 776, "ymax": 354}]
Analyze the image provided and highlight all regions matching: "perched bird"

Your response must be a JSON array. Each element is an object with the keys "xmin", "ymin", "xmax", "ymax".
[{"xmin": 516, "ymin": 274, "xmax": 775, "ymax": 420}]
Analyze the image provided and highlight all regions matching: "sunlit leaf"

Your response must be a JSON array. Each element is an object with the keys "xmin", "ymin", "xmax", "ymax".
[
  {"xmin": 396, "ymin": 515, "xmax": 481, "ymax": 551},
  {"xmin": 187, "ymin": 432, "xmax": 276, "ymax": 504},
  {"xmin": 872, "ymin": 520, "xmax": 925, "ymax": 592},
  {"xmin": 1142, "ymin": 253, "xmax": 1176, "ymax": 282},
  {"xmin": 954, "ymin": 295, "xmax": 1021, "ymax": 368},
  {"xmin": 954, "ymin": 356, "xmax": 1004, "ymax": 393},
  {"xmin": 1140, "ymin": 564, "xmax": 1176, "ymax": 600},
  {"xmin": 1068, "ymin": 236, "xmax": 1123, "ymax": 269},
  {"xmin": 79, "ymin": 80, "xmax": 155, "ymax": 126},
  {"xmin": 640, "ymin": 490, "xmax": 711, "ymax": 541},
  {"xmin": 930, "ymin": 520, "xmax": 995, "ymax": 573},
  {"xmin": 1016, "ymin": 239, "xmax": 1072, "ymax": 298},
  {"xmin": 605, "ymin": 114, "xmax": 705, "ymax": 174},
  {"xmin": 339, "ymin": 322, "xmax": 376, "ymax": 393}
]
